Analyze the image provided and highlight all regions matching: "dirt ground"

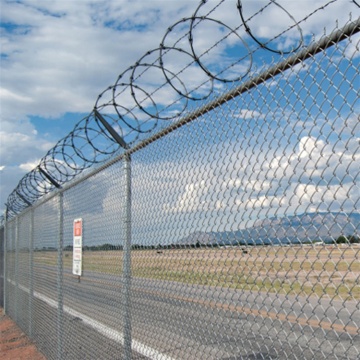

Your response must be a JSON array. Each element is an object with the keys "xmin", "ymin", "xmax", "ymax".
[{"xmin": 0, "ymin": 308, "xmax": 46, "ymax": 360}]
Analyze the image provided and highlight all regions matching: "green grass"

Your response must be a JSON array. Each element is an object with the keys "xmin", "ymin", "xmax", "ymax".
[{"xmin": 27, "ymin": 246, "xmax": 360, "ymax": 300}]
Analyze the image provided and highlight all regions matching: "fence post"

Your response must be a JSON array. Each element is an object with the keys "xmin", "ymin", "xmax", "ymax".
[
  {"xmin": 3, "ymin": 208, "xmax": 8, "ymax": 314},
  {"xmin": 123, "ymin": 153, "xmax": 132, "ymax": 359},
  {"xmin": 29, "ymin": 208, "xmax": 34, "ymax": 338},
  {"xmin": 15, "ymin": 216, "xmax": 19, "ymax": 322},
  {"xmin": 57, "ymin": 193, "xmax": 64, "ymax": 360}
]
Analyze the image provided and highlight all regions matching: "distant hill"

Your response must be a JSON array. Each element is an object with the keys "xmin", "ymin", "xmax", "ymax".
[{"xmin": 178, "ymin": 212, "xmax": 360, "ymax": 246}]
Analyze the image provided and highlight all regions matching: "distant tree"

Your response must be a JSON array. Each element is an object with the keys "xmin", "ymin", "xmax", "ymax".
[
  {"xmin": 348, "ymin": 235, "xmax": 360, "ymax": 244},
  {"xmin": 99, "ymin": 243, "xmax": 116, "ymax": 250},
  {"xmin": 335, "ymin": 235, "xmax": 348, "ymax": 244},
  {"xmin": 334, "ymin": 235, "xmax": 359, "ymax": 244}
]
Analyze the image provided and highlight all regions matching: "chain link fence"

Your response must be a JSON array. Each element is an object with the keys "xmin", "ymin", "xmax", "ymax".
[{"xmin": 1, "ymin": 1, "xmax": 360, "ymax": 359}]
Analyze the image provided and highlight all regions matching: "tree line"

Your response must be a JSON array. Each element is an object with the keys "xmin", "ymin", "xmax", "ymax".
[{"xmin": 59, "ymin": 234, "xmax": 359, "ymax": 252}]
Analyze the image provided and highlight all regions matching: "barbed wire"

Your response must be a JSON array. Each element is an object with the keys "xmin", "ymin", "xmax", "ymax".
[{"xmin": 5, "ymin": 0, "xmax": 359, "ymax": 217}]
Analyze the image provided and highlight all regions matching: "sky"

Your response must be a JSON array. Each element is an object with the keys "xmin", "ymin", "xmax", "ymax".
[
  {"xmin": 0, "ymin": 0, "xmax": 359, "ymax": 235},
  {"xmin": 0, "ymin": 0, "xmax": 196, "ymax": 216}
]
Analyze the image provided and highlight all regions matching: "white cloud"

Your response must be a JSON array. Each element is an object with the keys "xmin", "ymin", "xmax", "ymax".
[
  {"xmin": 233, "ymin": 109, "xmax": 265, "ymax": 120},
  {"xmin": 19, "ymin": 160, "xmax": 40, "ymax": 172},
  {"xmin": 0, "ymin": 0, "xmax": 197, "ymax": 214},
  {"xmin": 240, "ymin": 0, "xmax": 356, "ymax": 44},
  {"xmin": 0, "ymin": 125, "xmax": 54, "ymax": 165},
  {"xmin": 0, "ymin": 119, "xmax": 54, "ymax": 212},
  {"xmin": 0, "ymin": 88, "xmax": 33, "ymax": 103},
  {"xmin": 0, "ymin": 1, "xmax": 196, "ymax": 121},
  {"xmin": 344, "ymin": 33, "xmax": 360, "ymax": 59},
  {"xmin": 161, "ymin": 119, "xmax": 359, "ymax": 233}
]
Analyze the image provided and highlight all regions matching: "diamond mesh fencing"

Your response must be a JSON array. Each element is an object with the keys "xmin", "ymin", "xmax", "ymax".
[{"xmin": 1, "ymin": 1, "xmax": 359, "ymax": 359}]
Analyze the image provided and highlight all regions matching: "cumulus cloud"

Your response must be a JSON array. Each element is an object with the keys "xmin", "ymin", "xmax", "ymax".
[
  {"xmin": 233, "ymin": 109, "xmax": 265, "ymax": 120},
  {"xmin": 19, "ymin": 160, "xmax": 41, "ymax": 172},
  {"xmin": 0, "ymin": 0, "xmax": 196, "ymax": 214},
  {"xmin": 0, "ymin": 123, "xmax": 54, "ymax": 173},
  {"xmin": 156, "ymin": 113, "xmax": 359, "ymax": 236},
  {"xmin": 0, "ymin": 1, "xmax": 193, "ymax": 121}
]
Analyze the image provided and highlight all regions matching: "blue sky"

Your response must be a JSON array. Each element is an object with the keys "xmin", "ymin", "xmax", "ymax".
[{"xmin": 0, "ymin": 0, "xmax": 359, "ymax": 226}]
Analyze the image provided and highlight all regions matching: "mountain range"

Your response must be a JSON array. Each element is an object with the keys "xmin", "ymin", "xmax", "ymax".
[{"xmin": 178, "ymin": 212, "xmax": 360, "ymax": 246}]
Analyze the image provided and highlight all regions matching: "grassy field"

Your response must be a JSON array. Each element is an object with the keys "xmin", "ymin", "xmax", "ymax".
[{"xmin": 29, "ymin": 245, "xmax": 360, "ymax": 300}]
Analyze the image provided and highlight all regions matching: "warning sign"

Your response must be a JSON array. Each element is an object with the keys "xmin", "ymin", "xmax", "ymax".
[
  {"xmin": 74, "ymin": 219, "xmax": 82, "ymax": 237},
  {"xmin": 73, "ymin": 247, "xmax": 82, "ymax": 261},
  {"xmin": 73, "ymin": 218, "xmax": 83, "ymax": 276}
]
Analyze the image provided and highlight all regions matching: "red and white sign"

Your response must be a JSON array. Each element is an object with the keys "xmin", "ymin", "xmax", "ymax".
[
  {"xmin": 73, "ymin": 247, "xmax": 82, "ymax": 261},
  {"xmin": 73, "ymin": 218, "xmax": 83, "ymax": 276},
  {"xmin": 74, "ymin": 219, "xmax": 82, "ymax": 237}
]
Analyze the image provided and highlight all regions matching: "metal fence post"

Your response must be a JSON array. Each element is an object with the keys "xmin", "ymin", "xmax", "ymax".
[
  {"xmin": 15, "ymin": 216, "xmax": 19, "ymax": 322},
  {"xmin": 57, "ymin": 193, "xmax": 64, "ymax": 360},
  {"xmin": 29, "ymin": 208, "xmax": 34, "ymax": 338},
  {"xmin": 3, "ymin": 208, "xmax": 8, "ymax": 313},
  {"xmin": 123, "ymin": 153, "xmax": 132, "ymax": 359}
]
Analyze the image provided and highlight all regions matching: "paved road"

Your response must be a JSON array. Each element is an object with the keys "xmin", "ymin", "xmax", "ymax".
[{"xmin": 5, "ymin": 265, "xmax": 360, "ymax": 359}]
